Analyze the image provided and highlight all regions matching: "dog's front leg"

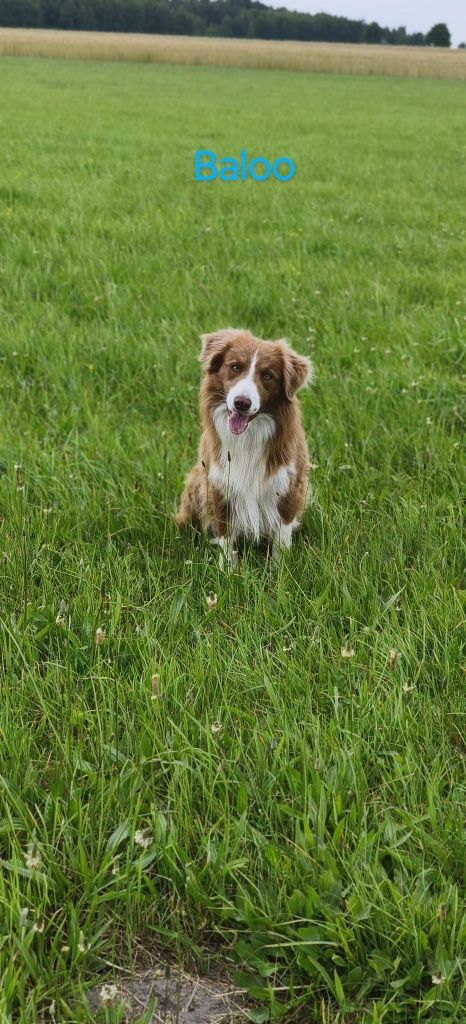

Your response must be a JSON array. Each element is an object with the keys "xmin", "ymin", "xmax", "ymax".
[
  {"xmin": 273, "ymin": 479, "xmax": 305, "ymax": 560},
  {"xmin": 207, "ymin": 486, "xmax": 238, "ymax": 567},
  {"xmin": 272, "ymin": 521, "xmax": 293, "ymax": 561}
]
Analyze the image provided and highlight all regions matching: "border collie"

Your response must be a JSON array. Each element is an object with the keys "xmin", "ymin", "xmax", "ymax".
[{"xmin": 176, "ymin": 328, "xmax": 313, "ymax": 560}]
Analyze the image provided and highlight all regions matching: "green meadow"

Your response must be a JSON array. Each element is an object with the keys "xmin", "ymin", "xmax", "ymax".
[{"xmin": 0, "ymin": 58, "xmax": 464, "ymax": 1022}]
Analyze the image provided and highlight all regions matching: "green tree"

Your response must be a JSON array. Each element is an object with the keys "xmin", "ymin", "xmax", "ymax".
[
  {"xmin": 426, "ymin": 22, "xmax": 451, "ymax": 47},
  {"xmin": 364, "ymin": 21, "xmax": 383, "ymax": 44},
  {"xmin": 0, "ymin": 0, "xmax": 429, "ymax": 44}
]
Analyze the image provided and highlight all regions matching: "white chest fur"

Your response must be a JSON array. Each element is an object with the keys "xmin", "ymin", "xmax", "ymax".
[{"xmin": 210, "ymin": 407, "xmax": 295, "ymax": 541}]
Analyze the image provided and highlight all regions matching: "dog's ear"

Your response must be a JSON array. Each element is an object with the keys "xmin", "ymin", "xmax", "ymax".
[
  {"xmin": 280, "ymin": 342, "xmax": 313, "ymax": 400},
  {"xmin": 200, "ymin": 328, "xmax": 235, "ymax": 372}
]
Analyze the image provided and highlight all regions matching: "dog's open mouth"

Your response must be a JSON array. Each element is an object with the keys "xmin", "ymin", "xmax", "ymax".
[
  {"xmin": 228, "ymin": 411, "xmax": 258, "ymax": 435},
  {"xmin": 228, "ymin": 411, "xmax": 250, "ymax": 435}
]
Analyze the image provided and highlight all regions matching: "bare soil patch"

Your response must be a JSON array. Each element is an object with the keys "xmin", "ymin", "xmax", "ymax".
[{"xmin": 87, "ymin": 960, "xmax": 247, "ymax": 1023}]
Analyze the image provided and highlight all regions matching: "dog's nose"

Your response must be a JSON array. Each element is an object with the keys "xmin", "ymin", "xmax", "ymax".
[{"xmin": 234, "ymin": 395, "xmax": 252, "ymax": 413}]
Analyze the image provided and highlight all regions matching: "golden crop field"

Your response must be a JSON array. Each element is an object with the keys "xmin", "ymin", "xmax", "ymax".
[{"xmin": 1, "ymin": 26, "xmax": 466, "ymax": 78}]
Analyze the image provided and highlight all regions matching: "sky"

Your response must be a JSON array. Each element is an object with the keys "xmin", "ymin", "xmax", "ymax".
[{"xmin": 266, "ymin": 2, "xmax": 466, "ymax": 46}]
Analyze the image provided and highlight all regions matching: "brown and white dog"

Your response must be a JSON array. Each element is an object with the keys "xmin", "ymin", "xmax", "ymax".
[{"xmin": 176, "ymin": 328, "xmax": 313, "ymax": 560}]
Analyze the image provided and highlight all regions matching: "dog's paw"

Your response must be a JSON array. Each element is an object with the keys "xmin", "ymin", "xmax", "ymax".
[
  {"xmin": 211, "ymin": 536, "xmax": 238, "ymax": 569},
  {"xmin": 272, "ymin": 523, "xmax": 294, "ymax": 560},
  {"xmin": 272, "ymin": 542, "xmax": 292, "ymax": 562}
]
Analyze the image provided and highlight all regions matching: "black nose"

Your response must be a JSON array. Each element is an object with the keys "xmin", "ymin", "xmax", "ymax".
[{"xmin": 234, "ymin": 395, "xmax": 252, "ymax": 413}]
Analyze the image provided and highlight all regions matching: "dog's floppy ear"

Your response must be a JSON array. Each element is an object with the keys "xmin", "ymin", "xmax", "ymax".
[
  {"xmin": 200, "ymin": 328, "xmax": 236, "ymax": 372},
  {"xmin": 280, "ymin": 341, "xmax": 313, "ymax": 400}
]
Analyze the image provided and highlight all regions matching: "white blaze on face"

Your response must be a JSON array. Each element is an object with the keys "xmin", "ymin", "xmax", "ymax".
[{"xmin": 226, "ymin": 350, "xmax": 260, "ymax": 415}]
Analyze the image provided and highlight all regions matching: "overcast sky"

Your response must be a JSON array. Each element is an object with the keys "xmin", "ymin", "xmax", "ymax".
[{"xmin": 267, "ymin": 2, "xmax": 466, "ymax": 46}]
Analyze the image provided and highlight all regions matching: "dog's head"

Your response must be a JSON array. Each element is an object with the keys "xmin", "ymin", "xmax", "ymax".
[{"xmin": 200, "ymin": 328, "xmax": 312, "ymax": 436}]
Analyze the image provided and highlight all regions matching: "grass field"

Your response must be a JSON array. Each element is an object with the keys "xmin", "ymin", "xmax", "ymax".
[
  {"xmin": 1, "ymin": 28, "xmax": 466, "ymax": 79},
  {"xmin": 0, "ymin": 57, "xmax": 465, "ymax": 1023}
]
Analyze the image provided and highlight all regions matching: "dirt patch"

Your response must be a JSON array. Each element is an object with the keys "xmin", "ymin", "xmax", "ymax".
[{"xmin": 87, "ymin": 961, "xmax": 247, "ymax": 1023}]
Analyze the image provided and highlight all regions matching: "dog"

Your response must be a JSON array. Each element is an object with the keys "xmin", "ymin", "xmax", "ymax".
[{"xmin": 176, "ymin": 328, "xmax": 313, "ymax": 560}]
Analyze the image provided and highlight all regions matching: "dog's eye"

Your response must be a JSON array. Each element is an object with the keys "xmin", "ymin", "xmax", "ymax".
[
  {"xmin": 230, "ymin": 362, "xmax": 241, "ymax": 373},
  {"xmin": 262, "ymin": 371, "xmax": 273, "ymax": 381}
]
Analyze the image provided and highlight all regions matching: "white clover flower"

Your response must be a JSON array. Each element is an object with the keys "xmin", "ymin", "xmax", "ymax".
[
  {"xmin": 99, "ymin": 983, "xmax": 119, "ymax": 1007},
  {"xmin": 134, "ymin": 828, "xmax": 152, "ymax": 849},
  {"xmin": 55, "ymin": 600, "xmax": 67, "ymax": 626},
  {"xmin": 25, "ymin": 844, "xmax": 42, "ymax": 871},
  {"xmin": 389, "ymin": 650, "xmax": 399, "ymax": 671}
]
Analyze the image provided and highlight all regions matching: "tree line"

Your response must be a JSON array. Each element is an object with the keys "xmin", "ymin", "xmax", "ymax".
[{"xmin": 0, "ymin": 0, "xmax": 453, "ymax": 47}]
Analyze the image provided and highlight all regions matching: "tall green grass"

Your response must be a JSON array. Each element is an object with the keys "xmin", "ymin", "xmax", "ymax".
[{"xmin": 0, "ymin": 59, "xmax": 464, "ymax": 1022}]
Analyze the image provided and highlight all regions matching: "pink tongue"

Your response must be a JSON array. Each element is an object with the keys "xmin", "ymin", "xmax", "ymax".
[{"xmin": 229, "ymin": 411, "xmax": 250, "ymax": 435}]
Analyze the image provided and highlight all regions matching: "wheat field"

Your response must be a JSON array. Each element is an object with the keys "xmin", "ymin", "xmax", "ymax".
[{"xmin": 1, "ymin": 26, "xmax": 466, "ymax": 77}]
